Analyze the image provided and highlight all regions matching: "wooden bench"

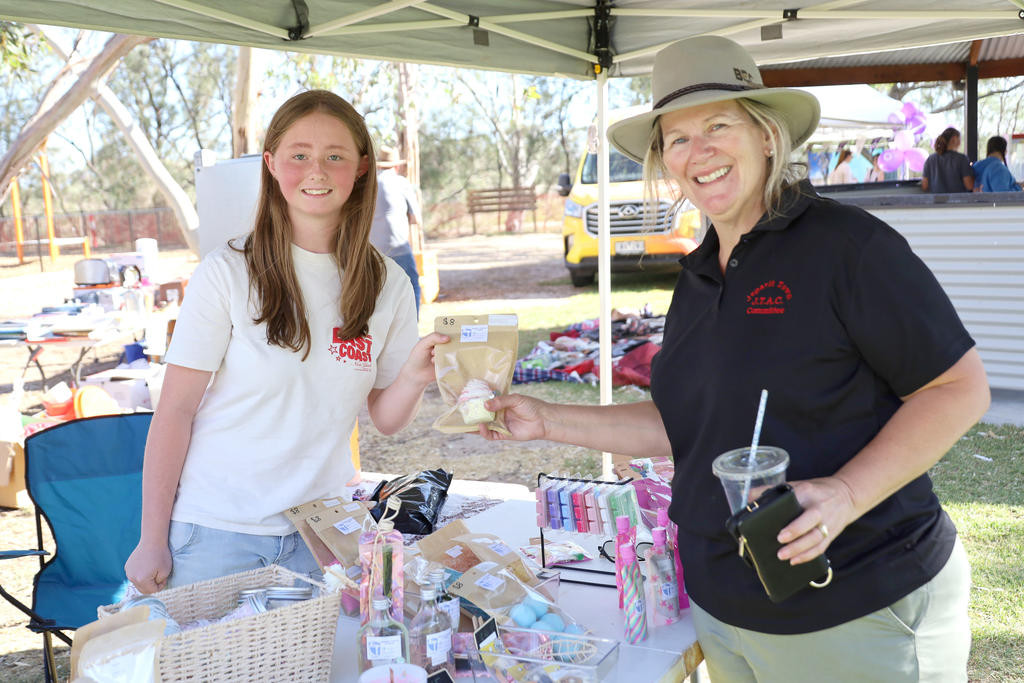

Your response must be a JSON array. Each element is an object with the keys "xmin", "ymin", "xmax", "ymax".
[{"xmin": 466, "ymin": 186, "xmax": 538, "ymax": 233}]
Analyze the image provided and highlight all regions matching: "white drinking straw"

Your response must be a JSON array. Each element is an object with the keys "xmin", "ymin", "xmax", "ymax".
[{"xmin": 740, "ymin": 389, "xmax": 769, "ymax": 507}]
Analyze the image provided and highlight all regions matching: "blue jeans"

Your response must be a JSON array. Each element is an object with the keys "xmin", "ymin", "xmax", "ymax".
[
  {"xmin": 390, "ymin": 250, "xmax": 421, "ymax": 318},
  {"xmin": 165, "ymin": 521, "xmax": 322, "ymax": 589}
]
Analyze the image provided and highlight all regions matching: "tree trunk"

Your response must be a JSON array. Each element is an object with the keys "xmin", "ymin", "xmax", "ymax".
[
  {"xmin": 395, "ymin": 62, "xmax": 420, "ymax": 189},
  {"xmin": 232, "ymin": 46, "xmax": 259, "ymax": 157},
  {"xmin": 0, "ymin": 33, "xmax": 149, "ymax": 205},
  {"xmin": 31, "ymin": 27, "xmax": 200, "ymax": 254},
  {"xmin": 395, "ymin": 61, "xmax": 422, "ymax": 246}
]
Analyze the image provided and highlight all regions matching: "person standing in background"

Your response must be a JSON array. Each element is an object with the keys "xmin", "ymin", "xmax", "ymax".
[
  {"xmin": 371, "ymin": 146, "xmax": 422, "ymax": 317},
  {"xmin": 866, "ymin": 151, "xmax": 886, "ymax": 183},
  {"xmin": 972, "ymin": 136, "xmax": 1022, "ymax": 192},
  {"xmin": 921, "ymin": 127, "xmax": 974, "ymax": 193},
  {"xmin": 827, "ymin": 149, "xmax": 855, "ymax": 185}
]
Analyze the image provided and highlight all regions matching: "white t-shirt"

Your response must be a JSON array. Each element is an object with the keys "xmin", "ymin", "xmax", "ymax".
[{"xmin": 166, "ymin": 242, "xmax": 417, "ymax": 534}]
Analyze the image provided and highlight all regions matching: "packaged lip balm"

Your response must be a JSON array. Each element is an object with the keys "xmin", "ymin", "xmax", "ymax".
[{"xmin": 433, "ymin": 314, "xmax": 519, "ymax": 435}]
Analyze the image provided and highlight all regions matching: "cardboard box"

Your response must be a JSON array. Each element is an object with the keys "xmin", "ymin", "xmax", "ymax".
[
  {"xmin": 0, "ymin": 441, "xmax": 29, "ymax": 509},
  {"xmin": 81, "ymin": 365, "xmax": 166, "ymax": 411}
]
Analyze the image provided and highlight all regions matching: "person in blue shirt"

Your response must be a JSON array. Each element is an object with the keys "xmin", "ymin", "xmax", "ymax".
[{"xmin": 973, "ymin": 136, "xmax": 1022, "ymax": 192}]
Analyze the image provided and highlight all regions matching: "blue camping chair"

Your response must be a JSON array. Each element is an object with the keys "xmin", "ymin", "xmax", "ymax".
[{"xmin": 0, "ymin": 413, "xmax": 151, "ymax": 682}]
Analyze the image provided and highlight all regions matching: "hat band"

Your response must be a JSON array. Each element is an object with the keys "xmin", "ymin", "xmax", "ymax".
[{"xmin": 653, "ymin": 82, "xmax": 759, "ymax": 111}]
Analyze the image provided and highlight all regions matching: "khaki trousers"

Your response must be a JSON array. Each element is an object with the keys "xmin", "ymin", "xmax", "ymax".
[{"xmin": 691, "ymin": 537, "xmax": 971, "ymax": 683}]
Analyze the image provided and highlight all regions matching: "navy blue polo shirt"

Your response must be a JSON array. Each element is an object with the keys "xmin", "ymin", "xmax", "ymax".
[{"xmin": 651, "ymin": 180, "xmax": 973, "ymax": 634}]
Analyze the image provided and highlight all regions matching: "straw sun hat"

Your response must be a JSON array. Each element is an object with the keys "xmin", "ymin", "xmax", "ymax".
[
  {"xmin": 608, "ymin": 36, "xmax": 820, "ymax": 163},
  {"xmin": 377, "ymin": 146, "xmax": 406, "ymax": 168}
]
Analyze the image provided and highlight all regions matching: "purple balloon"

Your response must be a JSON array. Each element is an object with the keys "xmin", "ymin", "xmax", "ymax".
[
  {"xmin": 878, "ymin": 149, "xmax": 904, "ymax": 173},
  {"xmin": 904, "ymin": 148, "xmax": 928, "ymax": 173}
]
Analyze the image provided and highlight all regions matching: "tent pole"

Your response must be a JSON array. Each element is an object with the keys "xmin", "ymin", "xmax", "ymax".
[{"xmin": 596, "ymin": 69, "xmax": 613, "ymax": 480}]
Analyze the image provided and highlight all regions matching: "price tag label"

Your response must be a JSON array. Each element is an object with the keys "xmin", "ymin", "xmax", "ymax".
[
  {"xmin": 460, "ymin": 324, "xmax": 488, "ymax": 343},
  {"xmin": 489, "ymin": 542, "xmax": 511, "ymax": 556},
  {"xmin": 333, "ymin": 517, "xmax": 361, "ymax": 535},
  {"xmin": 445, "ymin": 545, "xmax": 464, "ymax": 558},
  {"xmin": 475, "ymin": 574, "xmax": 504, "ymax": 591},
  {"xmin": 321, "ymin": 498, "xmax": 341, "ymax": 508},
  {"xmin": 366, "ymin": 634, "xmax": 403, "ymax": 660},
  {"xmin": 426, "ymin": 628, "xmax": 452, "ymax": 664},
  {"xmin": 343, "ymin": 502, "xmax": 362, "ymax": 512}
]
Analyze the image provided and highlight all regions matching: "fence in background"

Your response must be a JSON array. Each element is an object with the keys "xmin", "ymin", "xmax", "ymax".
[{"xmin": 0, "ymin": 207, "xmax": 187, "ymax": 256}]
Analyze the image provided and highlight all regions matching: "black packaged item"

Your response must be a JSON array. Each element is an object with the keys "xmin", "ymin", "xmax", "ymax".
[
  {"xmin": 370, "ymin": 468, "xmax": 453, "ymax": 535},
  {"xmin": 725, "ymin": 483, "xmax": 833, "ymax": 603}
]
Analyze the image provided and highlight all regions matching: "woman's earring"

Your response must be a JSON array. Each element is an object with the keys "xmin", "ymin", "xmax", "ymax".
[{"xmin": 766, "ymin": 149, "xmax": 774, "ymax": 158}]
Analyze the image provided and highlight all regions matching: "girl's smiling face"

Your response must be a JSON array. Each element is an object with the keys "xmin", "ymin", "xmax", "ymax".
[
  {"xmin": 659, "ymin": 100, "xmax": 772, "ymax": 234},
  {"xmin": 264, "ymin": 111, "xmax": 369, "ymax": 235}
]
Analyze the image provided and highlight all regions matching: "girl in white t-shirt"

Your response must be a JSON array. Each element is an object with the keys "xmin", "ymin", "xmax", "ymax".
[{"xmin": 125, "ymin": 90, "xmax": 447, "ymax": 593}]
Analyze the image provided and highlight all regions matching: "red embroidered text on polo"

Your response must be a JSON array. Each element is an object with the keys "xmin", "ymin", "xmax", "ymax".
[{"xmin": 746, "ymin": 280, "xmax": 792, "ymax": 315}]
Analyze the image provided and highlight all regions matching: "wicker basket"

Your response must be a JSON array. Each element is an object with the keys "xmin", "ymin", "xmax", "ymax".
[{"xmin": 99, "ymin": 565, "xmax": 342, "ymax": 682}]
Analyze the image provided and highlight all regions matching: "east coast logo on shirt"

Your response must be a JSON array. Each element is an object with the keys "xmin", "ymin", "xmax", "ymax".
[
  {"xmin": 329, "ymin": 328, "xmax": 373, "ymax": 370},
  {"xmin": 746, "ymin": 280, "xmax": 792, "ymax": 315}
]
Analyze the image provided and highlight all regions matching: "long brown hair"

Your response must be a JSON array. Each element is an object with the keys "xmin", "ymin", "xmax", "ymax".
[
  {"xmin": 241, "ymin": 90, "xmax": 383, "ymax": 360},
  {"xmin": 934, "ymin": 127, "xmax": 960, "ymax": 155}
]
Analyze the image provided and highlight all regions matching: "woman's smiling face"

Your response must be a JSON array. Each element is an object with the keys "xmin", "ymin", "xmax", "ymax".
[{"xmin": 659, "ymin": 100, "xmax": 772, "ymax": 233}]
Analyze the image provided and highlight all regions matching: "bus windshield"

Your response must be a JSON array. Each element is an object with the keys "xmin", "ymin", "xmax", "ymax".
[{"xmin": 581, "ymin": 149, "xmax": 644, "ymax": 184}]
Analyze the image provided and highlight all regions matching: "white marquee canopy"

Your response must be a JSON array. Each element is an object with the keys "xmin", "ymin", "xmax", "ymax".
[{"xmin": 4, "ymin": 1, "xmax": 1023, "ymax": 473}]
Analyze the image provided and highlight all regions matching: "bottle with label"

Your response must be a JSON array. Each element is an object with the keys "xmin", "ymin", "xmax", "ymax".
[
  {"xmin": 357, "ymin": 596, "xmax": 410, "ymax": 673},
  {"xmin": 409, "ymin": 585, "xmax": 455, "ymax": 676},
  {"xmin": 358, "ymin": 518, "xmax": 404, "ymax": 625},
  {"xmin": 614, "ymin": 515, "xmax": 635, "ymax": 609},
  {"xmin": 619, "ymin": 544, "xmax": 647, "ymax": 644},
  {"xmin": 429, "ymin": 568, "xmax": 461, "ymax": 631},
  {"xmin": 657, "ymin": 506, "xmax": 689, "ymax": 609},
  {"xmin": 644, "ymin": 526, "xmax": 680, "ymax": 627}
]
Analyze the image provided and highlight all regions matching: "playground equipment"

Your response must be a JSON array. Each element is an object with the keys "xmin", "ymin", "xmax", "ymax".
[{"xmin": 4, "ymin": 139, "xmax": 90, "ymax": 265}]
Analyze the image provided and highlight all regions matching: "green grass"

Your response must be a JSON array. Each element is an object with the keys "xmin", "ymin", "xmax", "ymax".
[
  {"xmin": 931, "ymin": 424, "xmax": 1024, "ymax": 681},
  {"xmin": 516, "ymin": 271, "xmax": 677, "ymax": 356}
]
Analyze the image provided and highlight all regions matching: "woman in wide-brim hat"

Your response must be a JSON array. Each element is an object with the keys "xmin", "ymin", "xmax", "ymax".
[{"xmin": 480, "ymin": 35, "xmax": 988, "ymax": 679}]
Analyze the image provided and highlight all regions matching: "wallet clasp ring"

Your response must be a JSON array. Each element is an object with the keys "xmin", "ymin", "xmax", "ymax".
[{"xmin": 809, "ymin": 565, "xmax": 834, "ymax": 589}]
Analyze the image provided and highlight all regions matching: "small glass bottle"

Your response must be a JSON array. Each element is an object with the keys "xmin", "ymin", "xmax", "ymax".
[
  {"xmin": 409, "ymin": 586, "xmax": 455, "ymax": 677},
  {"xmin": 358, "ymin": 518, "xmax": 404, "ymax": 625},
  {"xmin": 357, "ymin": 596, "xmax": 410, "ymax": 673},
  {"xmin": 428, "ymin": 568, "xmax": 461, "ymax": 632}
]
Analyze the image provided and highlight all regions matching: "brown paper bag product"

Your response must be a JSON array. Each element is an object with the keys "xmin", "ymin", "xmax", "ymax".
[
  {"xmin": 452, "ymin": 532, "xmax": 539, "ymax": 587},
  {"xmin": 71, "ymin": 605, "xmax": 150, "ymax": 678},
  {"xmin": 282, "ymin": 496, "xmax": 348, "ymax": 570},
  {"xmin": 75, "ymin": 617, "xmax": 164, "ymax": 683},
  {"xmin": 449, "ymin": 564, "xmax": 527, "ymax": 622},
  {"xmin": 306, "ymin": 501, "xmax": 376, "ymax": 570},
  {"xmin": 416, "ymin": 519, "xmax": 485, "ymax": 574},
  {"xmin": 433, "ymin": 314, "xmax": 519, "ymax": 434}
]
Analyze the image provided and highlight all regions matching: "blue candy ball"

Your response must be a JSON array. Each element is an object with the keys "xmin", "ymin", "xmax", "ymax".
[
  {"xmin": 510, "ymin": 603, "xmax": 537, "ymax": 627},
  {"xmin": 538, "ymin": 612, "xmax": 565, "ymax": 632},
  {"xmin": 523, "ymin": 595, "xmax": 549, "ymax": 619}
]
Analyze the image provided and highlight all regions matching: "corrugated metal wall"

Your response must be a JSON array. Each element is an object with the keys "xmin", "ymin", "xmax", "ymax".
[{"xmin": 870, "ymin": 204, "xmax": 1024, "ymax": 391}]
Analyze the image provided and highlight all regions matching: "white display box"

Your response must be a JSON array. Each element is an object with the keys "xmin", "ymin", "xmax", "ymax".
[{"xmin": 81, "ymin": 364, "xmax": 166, "ymax": 411}]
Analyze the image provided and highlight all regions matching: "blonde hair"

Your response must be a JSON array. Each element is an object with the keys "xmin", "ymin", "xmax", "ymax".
[
  {"xmin": 240, "ymin": 89, "xmax": 383, "ymax": 360},
  {"xmin": 641, "ymin": 97, "xmax": 807, "ymax": 225}
]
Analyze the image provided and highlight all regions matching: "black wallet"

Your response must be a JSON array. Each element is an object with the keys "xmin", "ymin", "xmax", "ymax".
[{"xmin": 725, "ymin": 483, "xmax": 833, "ymax": 603}]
